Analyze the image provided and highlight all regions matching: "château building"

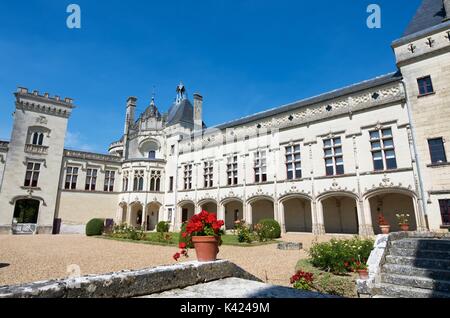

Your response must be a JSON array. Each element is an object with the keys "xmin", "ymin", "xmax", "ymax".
[{"xmin": 1, "ymin": 0, "xmax": 449, "ymax": 236}]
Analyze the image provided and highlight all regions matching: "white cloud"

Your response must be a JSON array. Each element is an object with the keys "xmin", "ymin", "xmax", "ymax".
[{"xmin": 65, "ymin": 131, "xmax": 96, "ymax": 152}]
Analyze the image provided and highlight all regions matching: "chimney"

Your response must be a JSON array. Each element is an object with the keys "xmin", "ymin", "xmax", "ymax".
[
  {"xmin": 193, "ymin": 93, "xmax": 203, "ymax": 132},
  {"xmin": 445, "ymin": 0, "xmax": 450, "ymax": 21},
  {"xmin": 124, "ymin": 96, "xmax": 137, "ymax": 135}
]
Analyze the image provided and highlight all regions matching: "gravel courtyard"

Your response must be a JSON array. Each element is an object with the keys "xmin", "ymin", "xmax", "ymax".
[{"xmin": 0, "ymin": 233, "xmax": 349, "ymax": 287}]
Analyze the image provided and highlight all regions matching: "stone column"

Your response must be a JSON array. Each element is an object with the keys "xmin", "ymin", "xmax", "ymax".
[
  {"xmin": 127, "ymin": 204, "xmax": 133, "ymax": 226},
  {"xmin": 278, "ymin": 201, "xmax": 286, "ymax": 233},
  {"xmin": 359, "ymin": 199, "xmax": 374, "ymax": 237},
  {"xmin": 218, "ymin": 204, "xmax": 226, "ymax": 229},
  {"xmin": 312, "ymin": 200, "xmax": 325, "ymax": 235},
  {"xmin": 116, "ymin": 205, "xmax": 123, "ymax": 224},
  {"xmin": 142, "ymin": 205, "xmax": 147, "ymax": 231},
  {"xmin": 175, "ymin": 205, "xmax": 182, "ymax": 231},
  {"xmin": 246, "ymin": 203, "xmax": 253, "ymax": 226}
]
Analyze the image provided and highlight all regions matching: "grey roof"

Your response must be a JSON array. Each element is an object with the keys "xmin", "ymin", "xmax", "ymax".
[
  {"xmin": 167, "ymin": 98, "xmax": 194, "ymax": 126},
  {"xmin": 214, "ymin": 71, "xmax": 402, "ymax": 130},
  {"xmin": 403, "ymin": 0, "xmax": 446, "ymax": 36}
]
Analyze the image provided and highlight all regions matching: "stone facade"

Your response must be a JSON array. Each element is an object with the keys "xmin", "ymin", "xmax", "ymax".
[{"xmin": 0, "ymin": 0, "xmax": 448, "ymax": 236}]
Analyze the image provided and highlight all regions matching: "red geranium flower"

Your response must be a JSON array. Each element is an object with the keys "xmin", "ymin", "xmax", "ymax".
[
  {"xmin": 173, "ymin": 253, "xmax": 181, "ymax": 261},
  {"xmin": 179, "ymin": 242, "xmax": 186, "ymax": 249}
]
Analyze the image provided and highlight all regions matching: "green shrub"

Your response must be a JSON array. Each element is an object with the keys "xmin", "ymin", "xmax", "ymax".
[
  {"xmin": 86, "ymin": 218, "xmax": 105, "ymax": 236},
  {"xmin": 308, "ymin": 237, "xmax": 374, "ymax": 274},
  {"xmin": 157, "ymin": 221, "xmax": 170, "ymax": 233},
  {"xmin": 254, "ymin": 219, "xmax": 281, "ymax": 241}
]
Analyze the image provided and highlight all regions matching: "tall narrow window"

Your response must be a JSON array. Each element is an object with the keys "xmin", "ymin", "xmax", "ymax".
[
  {"xmin": 24, "ymin": 162, "xmax": 41, "ymax": 187},
  {"xmin": 169, "ymin": 176, "xmax": 174, "ymax": 192},
  {"xmin": 150, "ymin": 170, "xmax": 161, "ymax": 192},
  {"xmin": 133, "ymin": 170, "xmax": 144, "ymax": 191},
  {"xmin": 417, "ymin": 76, "xmax": 434, "ymax": 96},
  {"xmin": 323, "ymin": 137, "xmax": 344, "ymax": 176},
  {"xmin": 254, "ymin": 150, "xmax": 267, "ymax": 183},
  {"xmin": 183, "ymin": 164, "xmax": 192, "ymax": 190},
  {"xmin": 204, "ymin": 161, "xmax": 214, "ymax": 188},
  {"xmin": 104, "ymin": 170, "xmax": 115, "ymax": 192},
  {"xmin": 428, "ymin": 138, "xmax": 447, "ymax": 164},
  {"xmin": 148, "ymin": 150, "xmax": 156, "ymax": 159},
  {"xmin": 122, "ymin": 171, "xmax": 129, "ymax": 192},
  {"xmin": 65, "ymin": 166, "xmax": 78, "ymax": 190},
  {"xmin": 31, "ymin": 132, "xmax": 44, "ymax": 146},
  {"xmin": 370, "ymin": 128, "xmax": 397, "ymax": 171},
  {"xmin": 439, "ymin": 200, "xmax": 450, "ymax": 226},
  {"xmin": 85, "ymin": 168, "xmax": 97, "ymax": 191},
  {"xmin": 227, "ymin": 156, "xmax": 238, "ymax": 186},
  {"xmin": 286, "ymin": 144, "xmax": 301, "ymax": 180}
]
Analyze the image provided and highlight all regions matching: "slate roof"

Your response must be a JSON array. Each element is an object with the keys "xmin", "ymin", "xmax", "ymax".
[
  {"xmin": 214, "ymin": 71, "xmax": 402, "ymax": 130},
  {"xmin": 403, "ymin": 0, "xmax": 447, "ymax": 36},
  {"xmin": 166, "ymin": 98, "xmax": 194, "ymax": 126}
]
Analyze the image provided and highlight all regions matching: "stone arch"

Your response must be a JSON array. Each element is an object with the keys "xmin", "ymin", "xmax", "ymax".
[
  {"xmin": 129, "ymin": 201, "xmax": 144, "ymax": 228},
  {"xmin": 145, "ymin": 201, "xmax": 162, "ymax": 231},
  {"xmin": 178, "ymin": 200, "xmax": 196, "ymax": 224},
  {"xmin": 279, "ymin": 193, "xmax": 313, "ymax": 233},
  {"xmin": 221, "ymin": 198, "xmax": 244, "ymax": 230},
  {"xmin": 247, "ymin": 195, "xmax": 275, "ymax": 225},
  {"xmin": 364, "ymin": 187, "xmax": 419, "ymax": 233},
  {"xmin": 318, "ymin": 191, "xmax": 359, "ymax": 234}
]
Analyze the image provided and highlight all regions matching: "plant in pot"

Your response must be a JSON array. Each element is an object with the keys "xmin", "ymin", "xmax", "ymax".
[
  {"xmin": 173, "ymin": 210, "xmax": 224, "ymax": 262},
  {"xmin": 351, "ymin": 260, "xmax": 369, "ymax": 280},
  {"xmin": 396, "ymin": 213, "xmax": 410, "ymax": 232},
  {"xmin": 377, "ymin": 214, "xmax": 390, "ymax": 234}
]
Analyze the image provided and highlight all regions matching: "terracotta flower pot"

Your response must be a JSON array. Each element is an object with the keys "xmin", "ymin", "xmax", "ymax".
[
  {"xmin": 380, "ymin": 225, "xmax": 390, "ymax": 234},
  {"xmin": 357, "ymin": 269, "xmax": 369, "ymax": 280},
  {"xmin": 400, "ymin": 224, "xmax": 409, "ymax": 232},
  {"xmin": 192, "ymin": 236, "xmax": 219, "ymax": 262}
]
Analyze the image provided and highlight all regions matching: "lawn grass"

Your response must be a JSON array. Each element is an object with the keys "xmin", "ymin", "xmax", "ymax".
[
  {"xmin": 98, "ymin": 232, "xmax": 277, "ymax": 247},
  {"xmin": 295, "ymin": 259, "xmax": 358, "ymax": 298}
]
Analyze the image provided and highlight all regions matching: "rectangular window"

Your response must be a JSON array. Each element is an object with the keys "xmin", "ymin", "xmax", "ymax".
[
  {"xmin": 439, "ymin": 200, "xmax": 450, "ymax": 226},
  {"xmin": 417, "ymin": 76, "xmax": 434, "ymax": 96},
  {"xmin": 150, "ymin": 170, "xmax": 161, "ymax": 192},
  {"xmin": 428, "ymin": 138, "xmax": 447, "ymax": 164},
  {"xmin": 370, "ymin": 128, "xmax": 397, "ymax": 171},
  {"xmin": 24, "ymin": 162, "xmax": 41, "ymax": 188},
  {"xmin": 122, "ymin": 171, "xmax": 129, "ymax": 192},
  {"xmin": 285, "ymin": 144, "xmax": 301, "ymax": 180},
  {"xmin": 184, "ymin": 164, "xmax": 192, "ymax": 190},
  {"xmin": 323, "ymin": 137, "xmax": 344, "ymax": 176},
  {"xmin": 104, "ymin": 170, "xmax": 115, "ymax": 192},
  {"xmin": 227, "ymin": 156, "xmax": 238, "ymax": 186},
  {"xmin": 85, "ymin": 168, "xmax": 97, "ymax": 191},
  {"xmin": 254, "ymin": 150, "xmax": 267, "ymax": 183},
  {"xmin": 168, "ymin": 208, "xmax": 173, "ymax": 222},
  {"xmin": 169, "ymin": 176, "xmax": 174, "ymax": 192},
  {"xmin": 203, "ymin": 161, "xmax": 214, "ymax": 188},
  {"xmin": 65, "ymin": 166, "xmax": 78, "ymax": 190}
]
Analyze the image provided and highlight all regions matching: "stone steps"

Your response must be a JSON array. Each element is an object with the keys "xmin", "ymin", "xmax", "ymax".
[
  {"xmin": 382, "ymin": 264, "xmax": 450, "ymax": 281},
  {"xmin": 373, "ymin": 283, "xmax": 450, "ymax": 298},
  {"xmin": 385, "ymin": 255, "xmax": 450, "ymax": 270},
  {"xmin": 389, "ymin": 247, "xmax": 450, "ymax": 260},
  {"xmin": 392, "ymin": 238, "xmax": 450, "ymax": 251},
  {"xmin": 381, "ymin": 273, "xmax": 450, "ymax": 292}
]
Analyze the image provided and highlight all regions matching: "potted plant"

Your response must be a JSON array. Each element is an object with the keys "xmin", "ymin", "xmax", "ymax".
[
  {"xmin": 352, "ymin": 261, "xmax": 369, "ymax": 280},
  {"xmin": 173, "ymin": 210, "xmax": 224, "ymax": 262},
  {"xmin": 377, "ymin": 214, "xmax": 390, "ymax": 234},
  {"xmin": 396, "ymin": 213, "xmax": 410, "ymax": 231}
]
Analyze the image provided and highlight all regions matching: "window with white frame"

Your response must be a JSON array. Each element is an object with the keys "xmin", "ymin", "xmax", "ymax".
[
  {"xmin": 183, "ymin": 164, "xmax": 192, "ymax": 190},
  {"xmin": 323, "ymin": 137, "xmax": 344, "ymax": 176},
  {"xmin": 24, "ymin": 162, "xmax": 41, "ymax": 188},
  {"xmin": 286, "ymin": 144, "xmax": 301, "ymax": 180},
  {"xmin": 254, "ymin": 150, "xmax": 267, "ymax": 183},
  {"xmin": 227, "ymin": 156, "xmax": 238, "ymax": 186},
  {"xmin": 104, "ymin": 170, "xmax": 115, "ymax": 192},
  {"xmin": 370, "ymin": 128, "xmax": 397, "ymax": 171},
  {"xmin": 204, "ymin": 161, "xmax": 214, "ymax": 188},
  {"xmin": 65, "ymin": 166, "xmax": 78, "ymax": 190},
  {"xmin": 31, "ymin": 132, "xmax": 44, "ymax": 146},
  {"xmin": 122, "ymin": 171, "xmax": 129, "ymax": 192},
  {"xmin": 85, "ymin": 168, "xmax": 98, "ymax": 191},
  {"xmin": 133, "ymin": 170, "xmax": 144, "ymax": 191},
  {"xmin": 150, "ymin": 170, "xmax": 161, "ymax": 192}
]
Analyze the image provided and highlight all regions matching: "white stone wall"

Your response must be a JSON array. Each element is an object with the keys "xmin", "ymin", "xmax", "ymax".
[{"xmin": 394, "ymin": 23, "xmax": 450, "ymax": 231}]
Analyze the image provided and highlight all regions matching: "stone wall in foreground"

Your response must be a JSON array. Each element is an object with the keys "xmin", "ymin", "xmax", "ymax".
[{"xmin": 0, "ymin": 260, "xmax": 261, "ymax": 298}]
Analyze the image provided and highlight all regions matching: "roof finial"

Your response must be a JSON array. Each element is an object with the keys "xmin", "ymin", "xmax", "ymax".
[
  {"xmin": 151, "ymin": 85, "xmax": 156, "ymax": 106},
  {"xmin": 176, "ymin": 81, "xmax": 186, "ymax": 103}
]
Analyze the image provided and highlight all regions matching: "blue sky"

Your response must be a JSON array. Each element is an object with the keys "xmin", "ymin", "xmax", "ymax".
[{"xmin": 0, "ymin": 0, "xmax": 422, "ymax": 153}]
